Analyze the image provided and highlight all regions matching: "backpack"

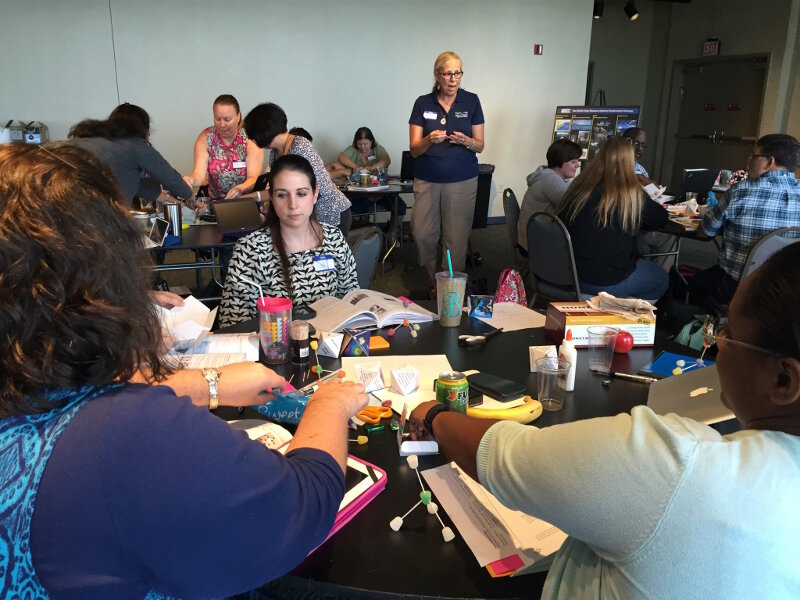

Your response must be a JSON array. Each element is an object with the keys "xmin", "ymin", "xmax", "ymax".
[
  {"xmin": 494, "ymin": 268, "xmax": 527, "ymax": 306},
  {"xmin": 675, "ymin": 314, "xmax": 713, "ymax": 351}
]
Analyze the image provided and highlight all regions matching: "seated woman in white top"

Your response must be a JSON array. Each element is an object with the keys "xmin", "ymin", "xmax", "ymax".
[
  {"xmin": 219, "ymin": 155, "xmax": 358, "ymax": 327},
  {"xmin": 410, "ymin": 241, "xmax": 800, "ymax": 599}
]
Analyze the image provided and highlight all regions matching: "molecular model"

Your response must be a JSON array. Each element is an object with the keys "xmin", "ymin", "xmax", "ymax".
[
  {"xmin": 389, "ymin": 455, "xmax": 455, "ymax": 543},
  {"xmin": 387, "ymin": 301, "xmax": 421, "ymax": 340}
]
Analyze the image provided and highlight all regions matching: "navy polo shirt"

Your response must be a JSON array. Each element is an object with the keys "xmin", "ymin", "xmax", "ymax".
[{"xmin": 409, "ymin": 88, "xmax": 484, "ymax": 183}]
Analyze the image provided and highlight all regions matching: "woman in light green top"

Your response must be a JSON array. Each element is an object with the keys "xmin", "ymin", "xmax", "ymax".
[{"xmin": 337, "ymin": 127, "xmax": 391, "ymax": 174}]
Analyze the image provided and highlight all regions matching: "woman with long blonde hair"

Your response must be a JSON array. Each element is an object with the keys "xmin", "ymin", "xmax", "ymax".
[{"xmin": 556, "ymin": 136, "xmax": 669, "ymax": 299}]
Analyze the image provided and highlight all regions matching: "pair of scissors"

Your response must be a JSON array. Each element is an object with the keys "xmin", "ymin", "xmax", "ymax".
[
  {"xmin": 356, "ymin": 405, "xmax": 392, "ymax": 424},
  {"xmin": 458, "ymin": 327, "xmax": 503, "ymax": 347}
]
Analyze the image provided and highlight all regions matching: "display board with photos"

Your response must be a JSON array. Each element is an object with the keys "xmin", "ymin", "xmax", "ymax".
[{"xmin": 552, "ymin": 106, "xmax": 641, "ymax": 161}]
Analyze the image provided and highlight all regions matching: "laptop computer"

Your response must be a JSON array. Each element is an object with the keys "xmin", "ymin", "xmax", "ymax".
[
  {"xmin": 679, "ymin": 169, "xmax": 721, "ymax": 198},
  {"xmin": 212, "ymin": 198, "xmax": 263, "ymax": 238},
  {"xmin": 142, "ymin": 217, "xmax": 170, "ymax": 249},
  {"xmin": 646, "ymin": 364, "xmax": 734, "ymax": 425},
  {"xmin": 400, "ymin": 151, "xmax": 415, "ymax": 182}
]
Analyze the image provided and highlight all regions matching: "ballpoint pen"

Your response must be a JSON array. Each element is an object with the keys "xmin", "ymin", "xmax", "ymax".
[{"xmin": 591, "ymin": 369, "xmax": 659, "ymax": 384}]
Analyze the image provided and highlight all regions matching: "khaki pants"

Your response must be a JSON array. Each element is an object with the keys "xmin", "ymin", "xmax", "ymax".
[{"xmin": 411, "ymin": 177, "xmax": 477, "ymax": 272}]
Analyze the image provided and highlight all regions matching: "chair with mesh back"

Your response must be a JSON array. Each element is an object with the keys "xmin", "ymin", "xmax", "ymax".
[
  {"xmin": 347, "ymin": 226, "xmax": 384, "ymax": 289},
  {"xmin": 526, "ymin": 211, "xmax": 588, "ymax": 307}
]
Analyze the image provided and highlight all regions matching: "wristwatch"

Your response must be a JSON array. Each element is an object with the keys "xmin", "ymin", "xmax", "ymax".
[
  {"xmin": 202, "ymin": 368, "xmax": 221, "ymax": 410},
  {"xmin": 423, "ymin": 403, "xmax": 452, "ymax": 437}
]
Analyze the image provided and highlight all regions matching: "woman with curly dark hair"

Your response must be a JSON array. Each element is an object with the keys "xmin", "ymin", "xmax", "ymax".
[
  {"xmin": 0, "ymin": 143, "xmax": 368, "ymax": 598},
  {"xmin": 69, "ymin": 102, "xmax": 192, "ymax": 206}
]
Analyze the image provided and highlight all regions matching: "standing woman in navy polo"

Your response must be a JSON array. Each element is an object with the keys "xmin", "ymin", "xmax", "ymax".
[{"xmin": 409, "ymin": 51, "xmax": 485, "ymax": 290}]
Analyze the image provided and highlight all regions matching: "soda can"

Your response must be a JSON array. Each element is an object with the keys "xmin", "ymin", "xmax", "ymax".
[{"xmin": 436, "ymin": 371, "xmax": 469, "ymax": 413}]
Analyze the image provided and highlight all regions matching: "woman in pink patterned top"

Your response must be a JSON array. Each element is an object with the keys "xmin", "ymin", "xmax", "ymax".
[{"xmin": 184, "ymin": 94, "xmax": 264, "ymax": 199}]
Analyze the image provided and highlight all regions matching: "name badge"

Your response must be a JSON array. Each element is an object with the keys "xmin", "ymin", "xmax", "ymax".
[
  {"xmin": 423, "ymin": 111, "xmax": 438, "ymax": 120},
  {"xmin": 232, "ymin": 160, "xmax": 246, "ymax": 169},
  {"xmin": 313, "ymin": 254, "xmax": 335, "ymax": 273},
  {"xmin": 454, "ymin": 111, "xmax": 469, "ymax": 118}
]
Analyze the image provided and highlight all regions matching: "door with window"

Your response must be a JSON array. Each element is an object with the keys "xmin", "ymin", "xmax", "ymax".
[{"xmin": 669, "ymin": 57, "xmax": 766, "ymax": 190}]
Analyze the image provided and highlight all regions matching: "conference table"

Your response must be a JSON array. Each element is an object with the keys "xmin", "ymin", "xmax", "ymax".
[{"xmin": 218, "ymin": 312, "xmax": 696, "ymax": 599}]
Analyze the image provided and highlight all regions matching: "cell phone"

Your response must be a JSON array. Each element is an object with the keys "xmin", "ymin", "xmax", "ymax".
[{"xmin": 467, "ymin": 372, "xmax": 526, "ymax": 402}]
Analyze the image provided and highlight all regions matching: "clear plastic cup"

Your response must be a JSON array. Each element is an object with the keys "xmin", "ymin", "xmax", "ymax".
[
  {"xmin": 258, "ymin": 297, "xmax": 292, "ymax": 364},
  {"xmin": 536, "ymin": 356, "xmax": 570, "ymax": 411},
  {"xmin": 587, "ymin": 326, "xmax": 619, "ymax": 373}
]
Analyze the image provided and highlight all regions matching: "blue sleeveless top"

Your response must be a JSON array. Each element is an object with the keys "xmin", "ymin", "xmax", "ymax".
[{"xmin": 0, "ymin": 386, "xmax": 182, "ymax": 599}]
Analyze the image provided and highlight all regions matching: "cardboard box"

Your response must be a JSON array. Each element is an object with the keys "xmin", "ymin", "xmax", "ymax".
[{"xmin": 544, "ymin": 302, "xmax": 655, "ymax": 347}]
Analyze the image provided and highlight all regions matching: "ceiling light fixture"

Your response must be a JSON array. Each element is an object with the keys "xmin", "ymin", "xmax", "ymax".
[
  {"xmin": 624, "ymin": 1, "xmax": 639, "ymax": 20},
  {"xmin": 593, "ymin": 0, "xmax": 604, "ymax": 19}
]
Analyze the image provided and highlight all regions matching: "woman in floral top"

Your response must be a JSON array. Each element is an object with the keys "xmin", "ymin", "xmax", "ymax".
[{"xmin": 184, "ymin": 94, "xmax": 264, "ymax": 199}]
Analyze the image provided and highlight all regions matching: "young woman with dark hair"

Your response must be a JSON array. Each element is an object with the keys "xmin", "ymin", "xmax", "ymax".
[
  {"xmin": 69, "ymin": 102, "xmax": 192, "ymax": 205},
  {"xmin": 183, "ymin": 94, "xmax": 264, "ymax": 200},
  {"xmin": 409, "ymin": 241, "xmax": 800, "ymax": 598},
  {"xmin": 0, "ymin": 142, "xmax": 368, "ymax": 597},
  {"xmin": 219, "ymin": 154, "xmax": 358, "ymax": 327}
]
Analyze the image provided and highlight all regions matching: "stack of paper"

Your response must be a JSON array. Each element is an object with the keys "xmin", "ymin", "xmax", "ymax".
[{"xmin": 422, "ymin": 462, "xmax": 566, "ymax": 577}]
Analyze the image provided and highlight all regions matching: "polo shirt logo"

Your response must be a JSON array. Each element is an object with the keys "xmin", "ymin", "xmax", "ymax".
[{"xmin": 454, "ymin": 111, "xmax": 469, "ymax": 118}]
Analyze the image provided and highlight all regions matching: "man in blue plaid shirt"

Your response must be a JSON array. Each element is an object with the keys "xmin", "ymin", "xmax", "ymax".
[{"xmin": 691, "ymin": 134, "xmax": 800, "ymax": 304}]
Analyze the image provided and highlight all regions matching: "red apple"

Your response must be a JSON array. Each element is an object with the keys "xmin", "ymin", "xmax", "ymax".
[{"xmin": 614, "ymin": 330, "xmax": 634, "ymax": 353}]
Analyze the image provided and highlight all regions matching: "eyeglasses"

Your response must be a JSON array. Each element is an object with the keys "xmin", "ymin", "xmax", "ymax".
[
  {"xmin": 702, "ymin": 319, "xmax": 779, "ymax": 355},
  {"xmin": 439, "ymin": 71, "xmax": 463, "ymax": 80},
  {"xmin": 623, "ymin": 137, "xmax": 646, "ymax": 149},
  {"xmin": 748, "ymin": 153, "xmax": 769, "ymax": 161}
]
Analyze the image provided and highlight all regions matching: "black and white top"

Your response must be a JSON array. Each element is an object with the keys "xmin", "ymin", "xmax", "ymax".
[
  {"xmin": 270, "ymin": 136, "xmax": 351, "ymax": 226},
  {"xmin": 219, "ymin": 224, "xmax": 358, "ymax": 327}
]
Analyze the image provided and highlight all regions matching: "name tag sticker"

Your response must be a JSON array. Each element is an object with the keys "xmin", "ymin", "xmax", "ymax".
[
  {"xmin": 454, "ymin": 111, "xmax": 469, "ymax": 118},
  {"xmin": 423, "ymin": 111, "xmax": 438, "ymax": 120},
  {"xmin": 232, "ymin": 160, "xmax": 246, "ymax": 169},
  {"xmin": 313, "ymin": 255, "xmax": 335, "ymax": 273}
]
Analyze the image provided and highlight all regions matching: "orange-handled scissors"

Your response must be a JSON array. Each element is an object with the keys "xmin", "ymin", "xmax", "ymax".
[{"xmin": 356, "ymin": 405, "xmax": 393, "ymax": 424}]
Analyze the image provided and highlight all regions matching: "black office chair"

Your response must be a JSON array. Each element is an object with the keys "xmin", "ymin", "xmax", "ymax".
[
  {"xmin": 502, "ymin": 188, "xmax": 529, "ymax": 267},
  {"xmin": 526, "ymin": 211, "xmax": 587, "ymax": 308},
  {"xmin": 347, "ymin": 226, "xmax": 384, "ymax": 289}
]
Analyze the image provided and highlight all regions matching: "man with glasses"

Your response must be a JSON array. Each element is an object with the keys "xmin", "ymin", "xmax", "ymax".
[
  {"xmin": 622, "ymin": 127, "xmax": 654, "ymax": 186},
  {"xmin": 622, "ymin": 127, "xmax": 677, "ymax": 271},
  {"xmin": 691, "ymin": 133, "xmax": 800, "ymax": 305}
]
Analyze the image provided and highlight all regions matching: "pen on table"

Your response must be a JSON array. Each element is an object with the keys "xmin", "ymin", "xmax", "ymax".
[{"xmin": 591, "ymin": 369, "xmax": 659, "ymax": 384}]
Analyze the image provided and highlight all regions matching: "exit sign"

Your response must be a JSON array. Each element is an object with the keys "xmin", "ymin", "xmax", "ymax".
[{"xmin": 703, "ymin": 39, "xmax": 721, "ymax": 56}]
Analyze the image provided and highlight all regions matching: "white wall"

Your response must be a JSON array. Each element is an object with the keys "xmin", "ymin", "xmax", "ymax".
[{"xmin": 1, "ymin": 0, "xmax": 594, "ymax": 217}]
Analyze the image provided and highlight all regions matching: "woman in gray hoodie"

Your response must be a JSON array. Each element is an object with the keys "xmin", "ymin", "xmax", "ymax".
[{"xmin": 517, "ymin": 139, "xmax": 581, "ymax": 250}]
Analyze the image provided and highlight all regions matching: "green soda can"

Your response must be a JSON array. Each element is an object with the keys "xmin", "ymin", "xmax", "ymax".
[{"xmin": 436, "ymin": 371, "xmax": 469, "ymax": 413}]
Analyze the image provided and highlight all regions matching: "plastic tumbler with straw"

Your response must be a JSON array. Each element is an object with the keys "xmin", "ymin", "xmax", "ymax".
[{"xmin": 435, "ymin": 249, "xmax": 467, "ymax": 327}]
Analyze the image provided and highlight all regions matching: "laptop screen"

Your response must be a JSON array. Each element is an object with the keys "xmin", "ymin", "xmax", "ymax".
[
  {"xmin": 400, "ymin": 151, "xmax": 415, "ymax": 182},
  {"xmin": 212, "ymin": 198, "xmax": 263, "ymax": 237}
]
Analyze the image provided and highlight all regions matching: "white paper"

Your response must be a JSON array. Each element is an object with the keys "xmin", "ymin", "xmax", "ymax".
[
  {"xmin": 390, "ymin": 365, "xmax": 420, "ymax": 396},
  {"xmin": 205, "ymin": 333, "xmax": 259, "ymax": 361},
  {"xmin": 342, "ymin": 354, "xmax": 452, "ymax": 414},
  {"xmin": 228, "ymin": 419, "xmax": 293, "ymax": 449},
  {"xmin": 354, "ymin": 362, "xmax": 385, "ymax": 393},
  {"xmin": 529, "ymin": 345, "xmax": 558, "ymax": 372},
  {"xmin": 476, "ymin": 302, "xmax": 546, "ymax": 332},
  {"xmin": 316, "ymin": 331, "xmax": 344, "ymax": 358},
  {"xmin": 157, "ymin": 295, "xmax": 217, "ymax": 349},
  {"xmin": 643, "ymin": 183, "xmax": 667, "ymax": 202},
  {"xmin": 422, "ymin": 462, "xmax": 566, "ymax": 570},
  {"xmin": 170, "ymin": 353, "xmax": 247, "ymax": 369}
]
